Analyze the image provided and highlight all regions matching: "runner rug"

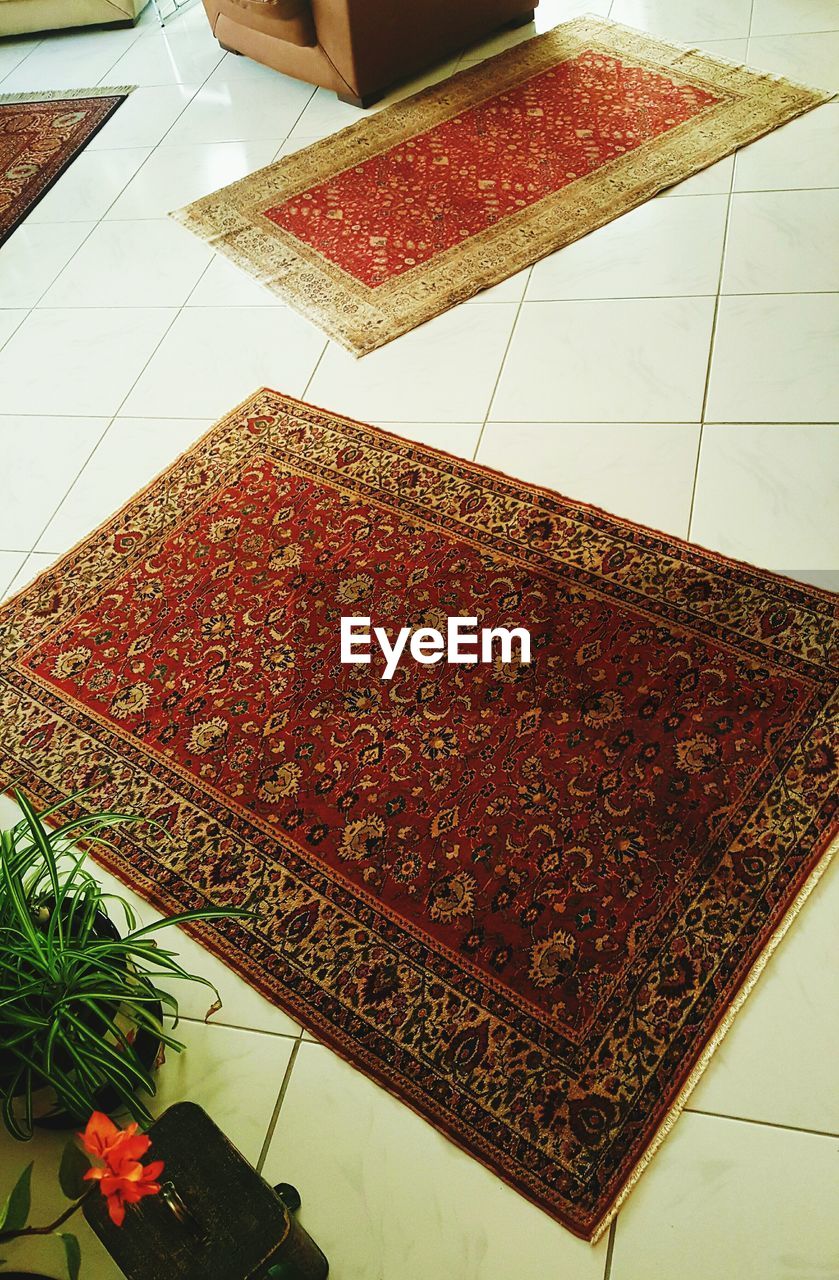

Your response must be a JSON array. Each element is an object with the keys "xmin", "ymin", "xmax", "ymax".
[
  {"xmin": 0, "ymin": 87, "xmax": 132, "ymax": 246},
  {"xmin": 1, "ymin": 391, "xmax": 836, "ymax": 1241},
  {"xmin": 173, "ymin": 17, "xmax": 831, "ymax": 355}
]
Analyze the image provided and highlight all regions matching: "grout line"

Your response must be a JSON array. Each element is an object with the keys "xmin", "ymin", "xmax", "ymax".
[
  {"xmin": 685, "ymin": 1108, "xmax": 839, "ymax": 1140},
  {"xmin": 20, "ymin": 419, "xmax": 116, "ymax": 563},
  {"xmin": 471, "ymin": 269, "xmax": 534, "ymax": 462},
  {"xmin": 684, "ymin": 141, "xmax": 741, "ymax": 539},
  {"xmin": 301, "ymin": 339, "xmax": 330, "ymax": 398},
  {"xmin": 179, "ymin": 1012, "xmax": 302, "ymax": 1040},
  {"xmin": 603, "ymin": 1218, "xmax": 618, "ymax": 1280},
  {"xmin": 255, "ymin": 1037, "xmax": 302, "ymax": 1174},
  {"xmin": 19, "ymin": 283, "xmax": 839, "ymax": 307}
]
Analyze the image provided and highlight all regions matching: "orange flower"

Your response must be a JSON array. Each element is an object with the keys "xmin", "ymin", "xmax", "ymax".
[{"xmin": 80, "ymin": 1112, "xmax": 164, "ymax": 1227}]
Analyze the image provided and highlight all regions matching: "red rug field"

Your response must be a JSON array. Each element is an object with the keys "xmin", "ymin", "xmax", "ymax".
[{"xmin": 0, "ymin": 392, "xmax": 835, "ymax": 1239}]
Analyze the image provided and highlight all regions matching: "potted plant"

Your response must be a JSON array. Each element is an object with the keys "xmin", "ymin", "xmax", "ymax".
[{"xmin": 0, "ymin": 791, "xmax": 248, "ymax": 1141}]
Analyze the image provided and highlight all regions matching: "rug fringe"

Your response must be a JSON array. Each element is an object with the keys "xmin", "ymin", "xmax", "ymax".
[
  {"xmin": 0, "ymin": 85, "xmax": 136, "ymax": 105},
  {"xmin": 589, "ymin": 826, "xmax": 839, "ymax": 1244}
]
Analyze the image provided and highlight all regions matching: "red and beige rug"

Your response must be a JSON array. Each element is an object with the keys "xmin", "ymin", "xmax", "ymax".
[
  {"xmin": 0, "ymin": 87, "xmax": 132, "ymax": 246},
  {"xmin": 174, "ymin": 17, "xmax": 831, "ymax": 355},
  {"xmin": 1, "ymin": 391, "xmax": 836, "ymax": 1240}
]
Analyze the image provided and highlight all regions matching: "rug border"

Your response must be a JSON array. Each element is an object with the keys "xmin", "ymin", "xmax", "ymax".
[
  {"xmin": 0, "ymin": 86, "xmax": 135, "ymax": 248},
  {"xmin": 171, "ymin": 16, "xmax": 835, "ymax": 356},
  {"xmin": 1, "ymin": 388, "xmax": 836, "ymax": 1244}
]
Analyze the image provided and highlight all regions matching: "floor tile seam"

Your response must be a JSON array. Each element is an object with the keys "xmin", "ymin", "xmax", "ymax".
[
  {"xmin": 686, "ymin": 133, "xmax": 741, "ymax": 539},
  {"xmin": 20, "ymin": 417, "xmax": 116, "ymax": 562},
  {"xmin": 684, "ymin": 1107, "xmax": 839, "ymax": 1141},
  {"xmin": 471, "ymin": 266, "xmax": 535, "ymax": 463},
  {"xmin": 255, "ymin": 1036, "xmax": 302, "ymax": 1174}
]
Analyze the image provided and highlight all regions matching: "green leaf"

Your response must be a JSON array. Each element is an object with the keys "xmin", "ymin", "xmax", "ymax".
[
  {"xmin": 0, "ymin": 1161, "xmax": 33, "ymax": 1233},
  {"xmin": 60, "ymin": 1231, "xmax": 82, "ymax": 1280},
  {"xmin": 59, "ymin": 1140, "xmax": 90, "ymax": 1201}
]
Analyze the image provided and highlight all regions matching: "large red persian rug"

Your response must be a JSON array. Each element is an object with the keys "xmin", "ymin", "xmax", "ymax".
[
  {"xmin": 0, "ymin": 88, "xmax": 132, "ymax": 246},
  {"xmin": 173, "ymin": 17, "xmax": 830, "ymax": 354},
  {"xmin": 1, "ymin": 391, "xmax": 836, "ymax": 1240}
]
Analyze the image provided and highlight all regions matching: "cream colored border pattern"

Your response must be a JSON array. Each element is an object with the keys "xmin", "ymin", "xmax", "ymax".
[
  {"xmin": 172, "ymin": 16, "xmax": 832, "ymax": 356},
  {"xmin": 590, "ymin": 827, "xmax": 838, "ymax": 1242}
]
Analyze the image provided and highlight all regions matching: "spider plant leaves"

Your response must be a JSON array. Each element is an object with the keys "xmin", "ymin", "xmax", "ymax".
[
  {"xmin": 60, "ymin": 1231, "xmax": 82, "ymax": 1280},
  {"xmin": 1, "ymin": 790, "xmax": 248, "ymax": 1141},
  {"xmin": 0, "ymin": 1162, "xmax": 33, "ymax": 1233},
  {"xmin": 58, "ymin": 1141, "xmax": 90, "ymax": 1202}
]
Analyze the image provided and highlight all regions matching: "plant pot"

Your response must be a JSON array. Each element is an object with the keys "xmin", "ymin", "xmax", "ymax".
[{"xmin": 0, "ymin": 903, "xmax": 163, "ymax": 1132}]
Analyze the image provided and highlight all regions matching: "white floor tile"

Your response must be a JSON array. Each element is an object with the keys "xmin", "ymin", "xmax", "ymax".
[
  {"xmin": 106, "ymin": 139, "xmax": 280, "ymax": 219},
  {"xmin": 151, "ymin": 1021, "xmax": 292, "ymax": 1162},
  {"xmin": 747, "ymin": 30, "xmax": 839, "ymax": 89},
  {"xmin": 26, "ymin": 148, "xmax": 152, "ymax": 223},
  {"xmin": 205, "ymin": 48, "xmax": 299, "ymax": 87},
  {"xmin": 491, "ymin": 298, "xmax": 716, "ymax": 422},
  {"xmin": 185, "ymin": 253, "xmax": 282, "ymax": 306},
  {"xmin": 86, "ymin": 83, "xmax": 201, "ymax": 149},
  {"xmin": 0, "ymin": 37, "xmax": 41, "ymax": 81},
  {"xmin": 688, "ymin": 863, "xmax": 839, "ymax": 1134},
  {"xmin": 121, "ymin": 305, "xmax": 325, "ymax": 417},
  {"xmin": 42, "ymin": 218, "xmax": 213, "ymax": 308},
  {"xmin": 477, "ymin": 421, "xmax": 700, "ymax": 536},
  {"xmin": 285, "ymin": 86, "xmax": 379, "ymax": 145},
  {"xmin": 750, "ymin": 0, "xmax": 839, "ymax": 37},
  {"xmin": 734, "ymin": 103, "xmax": 839, "ymax": 191},
  {"xmin": 723, "ymin": 189, "xmax": 839, "ymax": 294},
  {"xmin": 0, "ymin": 221, "xmax": 92, "ymax": 308},
  {"xmin": 262, "ymin": 1041, "xmax": 608, "ymax": 1280},
  {"xmin": 0, "ymin": 309, "xmax": 27, "ymax": 349},
  {"xmin": 0, "ymin": 551, "xmax": 26, "ymax": 596},
  {"xmin": 2, "ymin": 550, "xmax": 60, "ymax": 599},
  {"xmin": 0, "ymin": 416, "xmax": 107, "ymax": 549},
  {"xmin": 308, "ymin": 304, "xmax": 518, "ymax": 423},
  {"xmin": 706, "ymin": 294, "xmax": 839, "ymax": 422},
  {"xmin": 527, "ymin": 196, "xmax": 727, "ymax": 300},
  {"xmin": 106, "ymin": 21, "xmax": 225, "ymax": 85},
  {"xmin": 610, "ymin": 1113, "xmax": 839, "ymax": 1280},
  {"xmin": 36, "ymin": 416, "xmax": 210, "ymax": 552},
  {"xmin": 0, "ymin": 308, "xmax": 176, "ymax": 415},
  {"xmin": 163, "ymin": 77, "xmax": 313, "ymax": 145},
  {"xmin": 609, "ymin": 0, "xmax": 753, "ymax": 42},
  {"xmin": 0, "ymin": 26, "xmax": 141, "ymax": 91},
  {"xmin": 690, "ymin": 423, "xmax": 839, "ymax": 573}
]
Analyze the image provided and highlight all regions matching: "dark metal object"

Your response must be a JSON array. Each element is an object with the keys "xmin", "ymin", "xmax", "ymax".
[{"xmin": 83, "ymin": 1102, "xmax": 329, "ymax": 1279}]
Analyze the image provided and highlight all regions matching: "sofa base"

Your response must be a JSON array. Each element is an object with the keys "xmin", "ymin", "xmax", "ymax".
[{"xmin": 336, "ymin": 87, "xmax": 381, "ymax": 109}]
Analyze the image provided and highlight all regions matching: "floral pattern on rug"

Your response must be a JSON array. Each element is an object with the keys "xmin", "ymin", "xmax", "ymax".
[
  {"xmin": 0, "ymin": 90, "xmax": 129, "ymax": 245},
  {"xmin": 1, "ymin": 392, "xmax": 836, "ymax": 1239},
  {"xmin": 264, "ymin": 52, "xmax": 720, "ymax": 288}
]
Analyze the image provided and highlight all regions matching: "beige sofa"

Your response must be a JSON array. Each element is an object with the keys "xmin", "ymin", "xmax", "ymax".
[{"xmin": 0, "ymin": 0, "xmax": 149, "ymax": 37}]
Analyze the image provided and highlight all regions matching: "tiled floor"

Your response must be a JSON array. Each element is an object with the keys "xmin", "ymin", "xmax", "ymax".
[{"xmin": 0, "ymin": 1, "xmax": 837, "ymax": 1277}]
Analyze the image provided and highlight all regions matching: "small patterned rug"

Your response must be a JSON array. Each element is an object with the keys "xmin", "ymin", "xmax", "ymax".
[
  {"xmin": 173, "ymin": 17, "xmax": 831, "ymax": 355},
  {"xmin": 0, "ymin": 87, "xmax": 132, "ymax": 246},
  {"xmin": 1, "ymin": 390, "xmax": 836, "ymax": 1240}
]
